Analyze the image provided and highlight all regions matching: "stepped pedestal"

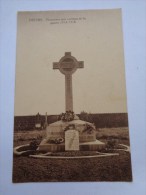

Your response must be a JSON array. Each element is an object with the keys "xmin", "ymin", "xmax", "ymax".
[{"xmin": 38, "ymin": 119, "xmax": 105, "ymax": 152}]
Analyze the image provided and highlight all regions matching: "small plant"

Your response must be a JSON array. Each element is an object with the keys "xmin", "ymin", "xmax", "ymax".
[
  {"xmin": 29, "ymin": 140, "xmax": 39, "ymax": 150},
  {"xmin": 106, "ymin": 138, "xmax": 117, "ymax": 150}
]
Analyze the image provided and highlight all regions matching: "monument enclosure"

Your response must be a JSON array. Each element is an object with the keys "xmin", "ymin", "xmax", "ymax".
[{"xmin": 13, "ymin": 9, "xmax": 132, "ymax": 182}]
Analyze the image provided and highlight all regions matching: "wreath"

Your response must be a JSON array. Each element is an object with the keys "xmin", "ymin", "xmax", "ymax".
[
  {"xmin": 47, "ymin": 137, "xmax": 64, "ymax": 144},
  {"xmin": 83, "ymin": 123, "xmax": 95, "ymax": 134},
  {"xmin": 63, "ymin": 124, "xmax": 75, "ymax": 131},
  {"xmin": 59, "ymin": 111, "xmax": 75, "ymax": 122}
]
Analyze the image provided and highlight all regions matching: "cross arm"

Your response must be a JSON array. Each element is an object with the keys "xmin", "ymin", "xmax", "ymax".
[
  {"xmin": 53, "ymin": 62, "xmax": 59, "ymax": 69},
  {"xmin": 78, "ymin": 61, "xmax": 84, "ymax": 68}
]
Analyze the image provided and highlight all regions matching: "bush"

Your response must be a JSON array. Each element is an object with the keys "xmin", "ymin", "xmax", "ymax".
[
  {"xmin": 29, "ymin": 140, "xmax": 39, "ymax": 150},
  {"xmin": 106, "ymin": 139, "xmax": 117, "ymax": 149}
]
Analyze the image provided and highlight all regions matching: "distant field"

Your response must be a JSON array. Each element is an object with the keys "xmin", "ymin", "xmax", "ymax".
[
  {"xmin": 97, "ymin": 127, "xmax": 130, "ymax": 145},
  {"xmin": 14, "ymin": 113, "xmax": 128, "ymax": 130},
  {"xmin": 13, "ymin": 127, "xmax": 132, "ymax": 182},
  {"xmin": 14, "ymin": 130, "xmax": 45, "ymax": 142}
]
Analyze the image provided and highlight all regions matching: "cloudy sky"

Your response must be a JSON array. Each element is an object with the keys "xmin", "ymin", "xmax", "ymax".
[{"xmin": 14, "ymin": 9, "xmax": 127, "ymax": 115}]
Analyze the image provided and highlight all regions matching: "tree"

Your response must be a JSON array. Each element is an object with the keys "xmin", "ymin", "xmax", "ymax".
[{"xmin": 79, "ymin": 111, "xmax": 93, "ymax": 123}]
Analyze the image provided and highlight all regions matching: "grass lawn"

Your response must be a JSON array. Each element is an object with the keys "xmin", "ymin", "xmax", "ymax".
[{"xmin": 13, "ymin": 127, "xmax": 132, "ymax": 182}]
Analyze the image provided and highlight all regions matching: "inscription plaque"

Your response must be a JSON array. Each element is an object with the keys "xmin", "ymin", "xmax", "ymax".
[{"xmin": 65, "ymin": 130, "xmax": 79, "ymax": 151}]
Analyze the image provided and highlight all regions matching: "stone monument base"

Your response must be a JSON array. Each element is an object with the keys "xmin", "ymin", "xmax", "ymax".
[
  {"xmin": 37, "ymin": 119, "xmax": 105, "ymax": 152},
  {"xmin": 38, "ymin": 138, "xmax": 105, "ymax": 152}
]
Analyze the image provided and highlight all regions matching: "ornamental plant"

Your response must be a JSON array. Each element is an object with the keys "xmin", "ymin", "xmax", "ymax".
[{"xmin": 59, "ymin": 111, "xmax": 75, "ymax": 122}]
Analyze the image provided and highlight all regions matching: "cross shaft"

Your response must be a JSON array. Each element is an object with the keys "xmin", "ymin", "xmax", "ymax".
[{"xmin": 53, "ymin": 52, "xmax": 84, "ymax": 112}]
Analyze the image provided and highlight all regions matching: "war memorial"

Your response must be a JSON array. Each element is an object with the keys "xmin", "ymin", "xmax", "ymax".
[{"xmin": 38, "ymin": 52, "xmax": 105, "ymax": 152}]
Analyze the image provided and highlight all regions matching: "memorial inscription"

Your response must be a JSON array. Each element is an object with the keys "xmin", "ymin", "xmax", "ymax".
[{"xmin": 65, "ymin": 129, "xmax": 79, "ymax": 151}]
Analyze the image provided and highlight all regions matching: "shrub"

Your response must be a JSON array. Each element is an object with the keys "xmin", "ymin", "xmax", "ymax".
[
  {"xmin": 29, "ymin": 140, "xmax": 39, "ymax": 150},
  {"xmin": 106, "ymin": 139, "xmax": 117, "ymax": 149}
]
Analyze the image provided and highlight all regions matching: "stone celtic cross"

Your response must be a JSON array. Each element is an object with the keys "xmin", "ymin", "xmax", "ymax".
[{"xmin": 53, "ymin": 52, "xmax": 84, "ymax": 112}]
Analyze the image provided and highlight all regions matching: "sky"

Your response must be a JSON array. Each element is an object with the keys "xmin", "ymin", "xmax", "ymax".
[{"xmin": 14, "ymin": 9, "xmax": 127, "ymax": 115}]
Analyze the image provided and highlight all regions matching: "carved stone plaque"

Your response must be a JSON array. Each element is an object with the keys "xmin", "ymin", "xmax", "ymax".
[{"xmin": 65, "ymin": 130, "xmax": 79, "ymax": 151}]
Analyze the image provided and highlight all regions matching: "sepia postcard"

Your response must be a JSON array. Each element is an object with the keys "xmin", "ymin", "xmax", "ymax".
[{"xmin": 13, "ymin": 9, "xmax": 132, "ymax": 182}]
